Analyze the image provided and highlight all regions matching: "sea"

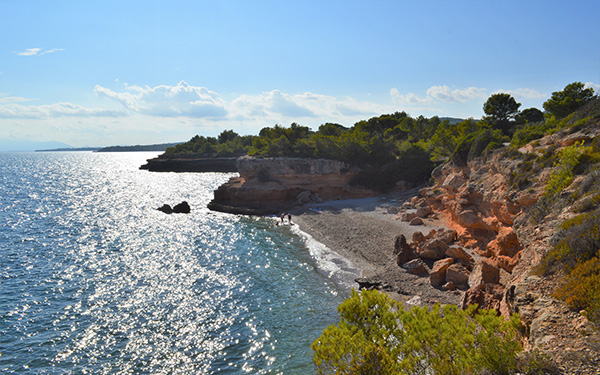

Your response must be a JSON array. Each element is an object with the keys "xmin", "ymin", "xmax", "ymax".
[{"xmin": 0, "ymin": 151, "xmax": 360, "ymax": 374}]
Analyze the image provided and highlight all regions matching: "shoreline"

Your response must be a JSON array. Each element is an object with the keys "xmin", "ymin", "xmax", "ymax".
[{"xmin": 290, "ymin": 191, "xmax": 464, "ymax": 307}]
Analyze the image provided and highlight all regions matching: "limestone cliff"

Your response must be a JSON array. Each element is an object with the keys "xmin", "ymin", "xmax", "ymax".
[
  {"xmin": 403, "ymin": 123, "xmax": 600, "ymax": 372},
  {"xmin": 208, "ymin": 156, "xmax": 376, "ymax": 215}
]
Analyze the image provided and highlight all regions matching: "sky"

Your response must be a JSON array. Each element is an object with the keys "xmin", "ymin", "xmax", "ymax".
[{"xmin": 1, "ymin": 0, "xmax": 599, "ymax": 150}]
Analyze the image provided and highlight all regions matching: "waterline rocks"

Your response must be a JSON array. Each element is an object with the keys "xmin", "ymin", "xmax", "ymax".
[
  {"xmin": 157, "ymin": 201, "xmax": 191, "ymax": 214},
  {"xmin": 208, "ymin": 156, "xmax": 376, "ymax": 215}
]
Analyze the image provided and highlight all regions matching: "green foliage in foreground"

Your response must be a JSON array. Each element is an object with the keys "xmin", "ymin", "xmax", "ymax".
[{"xmin": 312, "ymin": 289, "xmax": 522, "ymax": 375}]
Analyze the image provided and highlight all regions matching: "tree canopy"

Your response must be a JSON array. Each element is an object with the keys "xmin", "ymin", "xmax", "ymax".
[
  {"xmin": 543, "ymin": 81, "xmax": 596, "ymax": 119},
  {"xmin": 483, "ymin": 93, "xmax": 521, "ymax": 135}
]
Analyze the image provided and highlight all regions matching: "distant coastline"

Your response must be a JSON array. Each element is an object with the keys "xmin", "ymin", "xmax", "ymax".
[
  {"xmin": 35, "ymin": 142, "xmax": 182, "ymax": 153},
  {"xmin": 36, "ymin": 147, "xmax": 101, "ymax": 152}
]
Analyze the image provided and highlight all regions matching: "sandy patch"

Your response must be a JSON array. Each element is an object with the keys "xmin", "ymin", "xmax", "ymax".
[{"xmin": 291, "ymin": 190, "xmax": 463, "ymax": 306}]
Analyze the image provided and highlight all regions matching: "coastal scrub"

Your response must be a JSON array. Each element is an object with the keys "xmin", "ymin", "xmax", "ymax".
[{"xmin": 312, "ymin": 289, "xmax": 522, "ymax": 375}]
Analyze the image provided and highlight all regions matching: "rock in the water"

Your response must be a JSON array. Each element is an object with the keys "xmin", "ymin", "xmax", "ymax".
[
  {"xmin": 158, "ymin": 201, "xmax": 191, "ymax": 214},
  {"xmin": 173, "ymin": 201, "xmax": 191, "ymax": 213},
  {"xmin": 157, "ymin": 204, "xmax": 173, "ymax": 214}
]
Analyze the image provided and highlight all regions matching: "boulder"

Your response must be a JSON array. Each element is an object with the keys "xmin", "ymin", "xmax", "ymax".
[
  {"xmin": 416, "ymin": 230, "xmax": 454, "ymax": 259},
  {"xmin": 158, "ymin": 201, "xmax": 191, "ymax": 214},
  {"xmin": 403, "ymin": 258, "xmax": 429, "ymax": 275},
  {"xmin": 443, "ymin": 281, "xmax": 456, "ymax": 291},
  {"xmin": 409, "ymin": 217, "xmax": 424, "ymax": 226},
  {"xmin": 461, "ymin": 283, "xmax": 504, "ymax": 311},
  {"xmin": 394, "ymin": 235, "xmax": 415, "ymax": 265},
  {"xmin": 468, "ymin": 259, "xmax": 500, "ymax": 289},
  {"xmin": 411, "ymin": 231, "xmax": 426, "ymax": 243},
  {"xmin": 418, "ymin": 239, "xmax": 448, "ymax": 259},
  {"xmin": 497, "ymin": 253, "xmax": 521, "ymax": 273},
  {"xmin": 436, "ymin": 229, "xmax": 457, "ymax": 244},
  {"xmin": 445, "ymin": 263, "xmax": 470, "ymax": 287},
  {"xmin": 416, "ymin": 206, "xmax": 432, "ymax": 218},
  {"xmin": 400, "ymin": 211, "xmax": 418, "ymax": 222},
  {"xmin": 157, "ymin": 204, "xmax": 173, "ymax": 214},
  {"xmin": 442, "ymin": 173, "xmax": 466, "ymax": 194},
  {"xmin": 172, "ymin": 201, "xmax": 191, "ymax": 213},
  {"xmin": 430, "ymin": 258, "xmax": 454, "ymax": 286},
  {"xmin": 445, "ymin": 245, "xmax": 474, "ymax": 267},
  {"xmin": 457, "ymin": 209, "xmax": 486, "ymax": 230}
]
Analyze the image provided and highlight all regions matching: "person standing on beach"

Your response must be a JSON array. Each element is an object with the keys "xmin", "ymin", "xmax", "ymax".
[
  {"xmin": 281, "ymin": 213, "xmax": 285, "ymax": 224},
  {"xmin": 287, "ymin": 213, "xmax": 292, "ymax": 224}
]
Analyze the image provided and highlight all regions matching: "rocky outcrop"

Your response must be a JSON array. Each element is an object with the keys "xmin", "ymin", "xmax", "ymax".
[
  {"xmin": 401, "ymin": 122, "xmax": 600, "ymax": 372},
  {"xmin": 208, "ymin": 156, "xmax": 376, "ymax": 215},
  {"xmin": 141, "ymin": 154, "xmax": 238, "ymax": 172},
  {"xmin": 157, "ymin": 201, "xmax": 191, "ymax": 214}
]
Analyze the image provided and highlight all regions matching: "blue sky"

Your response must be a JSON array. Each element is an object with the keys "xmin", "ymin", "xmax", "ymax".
[{"xmin": 1, "ymin": 0, "xmax": 599, "ymax": 149}]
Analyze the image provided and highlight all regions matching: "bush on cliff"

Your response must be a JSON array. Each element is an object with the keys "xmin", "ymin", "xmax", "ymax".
[
  {"xmin": 451, "ymin": 128, "xmax": 506, "ymax": 165},
  {"xmin": 312, "ymin": 289, "xmax": 522, "ymax": 375},
  {"xmin": 554, "ymin": 250, "xmax": 600, "ymax": 325}
]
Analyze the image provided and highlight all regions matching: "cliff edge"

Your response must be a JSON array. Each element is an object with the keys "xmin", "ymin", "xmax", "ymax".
[{"xmin": 208, "ymin": 156, "xmax": 377, "ymax": 215}]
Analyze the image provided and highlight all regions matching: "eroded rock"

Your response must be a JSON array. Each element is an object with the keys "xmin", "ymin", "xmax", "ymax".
[{"xmin": 430, "ymin": 258, "xmax": 454, "ymax": 286}]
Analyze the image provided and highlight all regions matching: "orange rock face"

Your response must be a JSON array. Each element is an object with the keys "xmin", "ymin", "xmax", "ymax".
[
  {"xmin": 416, "ymin": 152, "xmax": 535, "ymax": 312},
  {"xmin": 209, "ymin": 156, "xmax": 376, "ymax": 214}
]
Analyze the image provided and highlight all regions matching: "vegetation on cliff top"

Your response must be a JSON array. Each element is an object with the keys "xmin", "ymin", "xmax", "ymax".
[{"xmin": 164, "ymin": 82, "xmax": 596, "ymax": 192}]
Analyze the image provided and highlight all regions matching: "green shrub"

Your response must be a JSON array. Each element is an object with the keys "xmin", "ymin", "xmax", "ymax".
[
  {"xmin": 452, "ymin": 129, "xmax": 505, "ymax": 165},
  {"xmin": 574, "ymin": 192, "xmax": 600, "ymax": 213},
  {"xmin": 515, "ymin": 349, "xmax": 561, "ymax": 375},
  {"xmin": 554, "ymin": 250, "xmax": 600, "ymax": 325},
  {"xmin": 540, "ymin": 208, "xmax": 600, "ymax": 274},
  {"xmin": 542, "ymin": 141, "xmax": 589, "ymax": 199},
  {"xmin": 312, "ymin": 289, "xmax": 522, "ymax": 375}
]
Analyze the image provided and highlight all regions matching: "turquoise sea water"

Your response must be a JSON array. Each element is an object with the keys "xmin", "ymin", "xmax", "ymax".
[{"xmin": 0, "ymin": 152, "xmax": 356, "ymax": 374}]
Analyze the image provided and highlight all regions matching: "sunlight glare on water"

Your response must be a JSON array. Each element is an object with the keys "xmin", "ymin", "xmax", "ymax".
[{"xmin": 0, "ymin": 152, "xmax": 347, "ymax": 374}]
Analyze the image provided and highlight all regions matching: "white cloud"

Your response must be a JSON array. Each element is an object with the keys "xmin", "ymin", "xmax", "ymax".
[
  {"xmin": 229, "ymin": 90, "xmax": 385, "ymax": 121},
  {"xmin": 0, "ymin": 96, "xmax": 36, "ymax": 104},
  {"xmin": 0, "ymin": 102, "xmax": 122, "ymax": 118},
  {"xmin": 426, "ymin": 85, "xmax": 487, "ymax": 103},
  {"xmin": 15, "ymin": 48, "xmax": 65, "ymax": 56},
  {"xmin": 390, "ymin": 85, "xmax": 487, "ymax": 106},
  {"xmin": 494, "ymin": 88, "xmax": 546, "ymax": 100},
  {"xmin": 95, "ymin": 81, "xmax": 227, "ymax": 117},
  {"xmin": 389, "ymin": 88, "xmax": 432, "ymax": 104}
]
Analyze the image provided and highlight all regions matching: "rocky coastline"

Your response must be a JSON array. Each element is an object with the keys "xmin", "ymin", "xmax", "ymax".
[
  {"xmin": 142, "ymin": 128, "xmax": 599, "ymax": 372},
  {"xmin": 288, "ymin": 124, "xmax": 600, "ymax": 373},
  {"xmin": 140, "ymin": 153, "xmax": 238, "ymax": 172}
]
